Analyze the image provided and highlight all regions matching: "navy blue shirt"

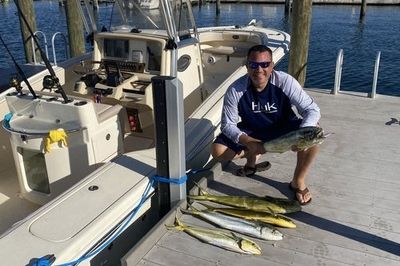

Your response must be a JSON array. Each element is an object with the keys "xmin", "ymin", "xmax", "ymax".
[{"xmin": 221, "ymin": 70, "xmax": 320, "ymax": 143}]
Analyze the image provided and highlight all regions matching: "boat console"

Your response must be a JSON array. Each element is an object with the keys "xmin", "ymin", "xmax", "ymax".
[{"xmin": 72, "ymin": 34, "xmax": 167, "ymax": 138}]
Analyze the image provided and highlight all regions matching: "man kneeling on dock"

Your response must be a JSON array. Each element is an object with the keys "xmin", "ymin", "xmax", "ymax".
[{"xmin": 211, "ymin": 44, "xmax": 320, "ymax": 205}]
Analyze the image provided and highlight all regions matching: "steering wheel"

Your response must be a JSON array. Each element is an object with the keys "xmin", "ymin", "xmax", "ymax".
[{"xmin": 72, "ymin": 60, "xmax": 104, "ymax": 75}]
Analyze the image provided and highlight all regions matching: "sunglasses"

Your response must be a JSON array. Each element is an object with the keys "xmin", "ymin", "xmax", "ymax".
[{"xmin": 248, "ymin": 61, "xmax": 272, "ymax": 69}]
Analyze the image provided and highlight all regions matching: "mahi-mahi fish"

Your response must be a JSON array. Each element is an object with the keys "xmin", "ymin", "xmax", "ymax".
[
  {"xmin": 198, "ymin": 202, "xmax": 296, "ymax": 228},
  {"xmin": 263, "ymin": 126, "xmax": 331, "ymax": 153},
  {"xmin": 166, "ymin": 216, "xmax": 262, "ymax": 255},
  {"xmin": 188, "ymin": 182, "xmax": 301, "ymax": 214},
  {"xmin": 181, "ymin": 205, "xmax": 283, "ymax": 240}
]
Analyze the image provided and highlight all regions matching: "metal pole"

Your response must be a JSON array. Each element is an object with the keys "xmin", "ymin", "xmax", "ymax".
[
  {"xmin": 332, "ymin": 49, "xmax": 343, "ymax": 95},
  {"xmin": 369, "ymin": 51, "xmax": 381, "ymax": 99},
  {"xmin": 152, "ymin": 76, "xmax": 186, "ymax": 217}
]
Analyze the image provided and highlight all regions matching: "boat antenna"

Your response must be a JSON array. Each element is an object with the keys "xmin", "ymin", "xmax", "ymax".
[
  {"xmin": 14, "ymin": 0, "xmax": 71, "ymax": 103},
  {"xmin": 0, "ymin": 34, "xmax": 37, "ymax": 98}
]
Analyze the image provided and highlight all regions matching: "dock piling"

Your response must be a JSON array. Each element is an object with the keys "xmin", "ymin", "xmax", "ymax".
[
  {"xmin": 360, "ymin": 0, "xmax": 367, "ymax": 21},
  {"xmin": 16, "ymin": 0, "xmax": 40, "ymax": 64},
  {"xmin": 65, "ymin": 0, "xmax": 85, "ymax": 57},
  {"xmin": 284, "ymin": 0, "xmax": 291, "ymax": 15},
  {"xmin": 216, "ymin": 0, "xmax": 221, "ymax": 16},
  {"xmin": 288, "ymin": 0, "xmax": 312, "ymax": 86}
]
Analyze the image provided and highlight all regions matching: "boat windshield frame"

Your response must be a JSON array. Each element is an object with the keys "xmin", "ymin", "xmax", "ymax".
[{"xmin": 78, "ymin": 0, "xmax": 198, "ymax": 41}]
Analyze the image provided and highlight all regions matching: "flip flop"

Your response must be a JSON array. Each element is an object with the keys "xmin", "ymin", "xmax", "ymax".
[
  {"xmin": 289, "ymin": 182, "xmax": 312, "ymax": 205},
  {"xmin": 236, "ymin": 161, "xmax": 271, "ymax": 177}
]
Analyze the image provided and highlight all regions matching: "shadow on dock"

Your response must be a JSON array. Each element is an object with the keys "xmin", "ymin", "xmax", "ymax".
[{"xmin": 208, "ymin": 177, "xmax": 400, "ymax": 257}]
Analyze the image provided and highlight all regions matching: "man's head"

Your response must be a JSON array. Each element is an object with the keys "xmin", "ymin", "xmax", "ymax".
[{"xmin": 246, "ymin": 45, "xmax": 274, "ymax": 90}]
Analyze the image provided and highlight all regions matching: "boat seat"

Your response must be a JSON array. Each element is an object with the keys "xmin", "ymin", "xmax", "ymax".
[{"xmin": 202, "ymin": 45, "xmax": 248, "ymax": 57}]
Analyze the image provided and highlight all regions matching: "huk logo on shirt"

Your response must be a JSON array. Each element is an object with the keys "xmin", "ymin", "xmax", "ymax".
[{"xmin": 251, "ymin": 101, "xmax": 278, "ymax": 113}]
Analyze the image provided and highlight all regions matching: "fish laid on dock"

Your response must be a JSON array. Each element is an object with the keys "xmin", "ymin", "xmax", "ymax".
[
  {"xmin": 189, "ymin": 183, "xmax": 301, "ymax": 214},
  {"xmin": 198, "ymin": 202, "xmax": 296, "ymax": 228},
  {"xmin": 181, "ymin": 205, "xmax": 283, "ymax": 240},
  {"xmin": 263, "ymin": 126, "xmax": 330, "ymax": 153},
  {"xmin": 166, "ymin": 216, "xmax": 262, "ymax": 255}
]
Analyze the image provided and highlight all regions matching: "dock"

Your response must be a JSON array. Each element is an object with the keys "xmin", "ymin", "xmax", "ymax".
[
  {"xmin": 123, "ymin": 89, "xmax": 400, "ymax": 265},
  {"xmin": 201, "ymin": 0, "xmax": 400, "ymax": 5}
]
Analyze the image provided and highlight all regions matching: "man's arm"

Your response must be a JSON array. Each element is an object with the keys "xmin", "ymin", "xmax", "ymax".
[
  {"xmin": 282, "ymin": 74, "xmax": 321, "ymax": 127},
  {"xmin": 220, "ymin": 85, "xmax": 245, "ymax": 143}
]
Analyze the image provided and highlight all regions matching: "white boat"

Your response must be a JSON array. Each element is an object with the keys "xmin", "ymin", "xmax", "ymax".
[
  {"xmin": 139, "ymin": 0, "xmax": 159, "ymax": 10},
  {"xmin": 0, "ymin": 0, "xmax": 289, "ymax": 264}
]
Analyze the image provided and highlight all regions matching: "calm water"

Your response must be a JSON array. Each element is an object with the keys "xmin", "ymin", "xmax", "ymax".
[{"xmin": 0, "ymin": 1, "xmax": 399, "ymax": 96}]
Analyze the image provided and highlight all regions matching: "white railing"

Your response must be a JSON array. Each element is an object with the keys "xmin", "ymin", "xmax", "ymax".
[
  {"xmin": 331, "ymin": 49, "xmax": 343, "ymax": 95},
  {"xmin": 30, "ymin": 31, "xmax": 69, "ymax": 65},
  {"xmin": 51, "ymin": 32, "xmax": 70, "ymax": 66},
  {"xmin": 31, "ymin": 31, "xmax": 49, "ymax": 64},
  {"xmin": 331, "ymin": 49, "xmax": 381, "ymax": 98},
  {"xmin": 368, "ymin": 51, "xmax": 381, "ymax": 99}
]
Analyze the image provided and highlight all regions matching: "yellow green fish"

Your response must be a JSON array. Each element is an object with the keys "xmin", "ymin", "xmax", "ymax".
[{"xmin": 166, "ymin": 216, "xmax": 262, "ymax": 255}]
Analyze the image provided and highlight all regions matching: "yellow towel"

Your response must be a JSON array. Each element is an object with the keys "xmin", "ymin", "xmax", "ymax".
[{"xmin": 45, "ymin": 129, "xmax": 68, "ymax": 153}]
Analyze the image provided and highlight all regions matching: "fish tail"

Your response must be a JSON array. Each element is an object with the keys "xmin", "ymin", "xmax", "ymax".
[
  {"xmin": 175, "ymin": 215, "xmax": 186, "ymax": 229},
  {"xmin": 187, "ymin": 194, "xmax": 209, "ymax": 200},
  {"xmin": 187, "ymin": 203, "xmax": 201, "ymax": 212},
  {"xmin": 165, "ymin": 214, "xmax": 185, "ymax": 231},
  {"xmin": 181, "ymin": 204, "xmax": 199, "ymax": 215},
  {"xmin": 192, "ymin": 181, "xmax": 209, "ymax": 196}
]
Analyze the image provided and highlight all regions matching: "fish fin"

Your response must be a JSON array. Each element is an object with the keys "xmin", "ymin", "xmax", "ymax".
[
  {"xmin": 229, "ymin": 231, "xmax": 241, "ymax": 242},
  {"xmin": 192, "ymin": 181, "xmax": 209, "ymax": 196},
  {"xmin": 182, "ymin": 203, "xmax": 199, "ymax": 214},
  {"xmin": 196, "ymin": 202, "xmax": 216, "ymax": 211},
  {"xmin": 165, "ymin": 224, "xmax": 177, "ymax": 230},
  {"xmin": 267, "ymin": 207, "xmax": 277, "ymax": 216},
  {"xmin": 322, "ymin": 132, "xmax": 334, "ymax": 138},
  {"xmin": 264, "ymin": 195, "xmax": 293, "ymax": 203},
  {"xmin": 180, "ymin": 207, "xmax": 191, "ymax": 215}
]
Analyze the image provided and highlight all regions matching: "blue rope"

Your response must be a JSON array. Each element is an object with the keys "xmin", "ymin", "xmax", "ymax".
[
  {"xmin": 3, "ymin": 112, "xmax": 13, "ymax": 129},
  {"xmin": 186, "ymin": 167, "xmax": 212, "ymax": 175},
  {"xmin": 153, "ymin": 174, "xmax": 187, "ymax": 185},
  {"xmin": 44, "ymin": 173, "xmax": 187, "ymax": 266}
]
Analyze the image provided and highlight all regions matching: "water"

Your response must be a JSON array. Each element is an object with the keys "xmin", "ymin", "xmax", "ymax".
[{"xmin": 0, "ymin": 1, "xmax": 399, "ymax": 96}]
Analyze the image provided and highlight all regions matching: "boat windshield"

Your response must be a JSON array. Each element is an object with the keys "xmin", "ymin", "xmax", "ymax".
[{"xmin": 82, "ymin": 0, "xmax": 196, "ymax": 39}]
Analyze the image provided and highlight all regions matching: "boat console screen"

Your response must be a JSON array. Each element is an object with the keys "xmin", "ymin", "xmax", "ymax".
[{"xmin": 104, "ymin": 39, "xmax": 129, "ymax": 59}]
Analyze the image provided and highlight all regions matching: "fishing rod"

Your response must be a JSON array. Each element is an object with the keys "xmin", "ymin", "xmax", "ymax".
[
  {"xmin": 0, "ymin": 34, "xmax": 37, "ymax": 98},
  {"xmin": 14, "ymin": 0, "xmax": 71, "ymax": 103}
]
